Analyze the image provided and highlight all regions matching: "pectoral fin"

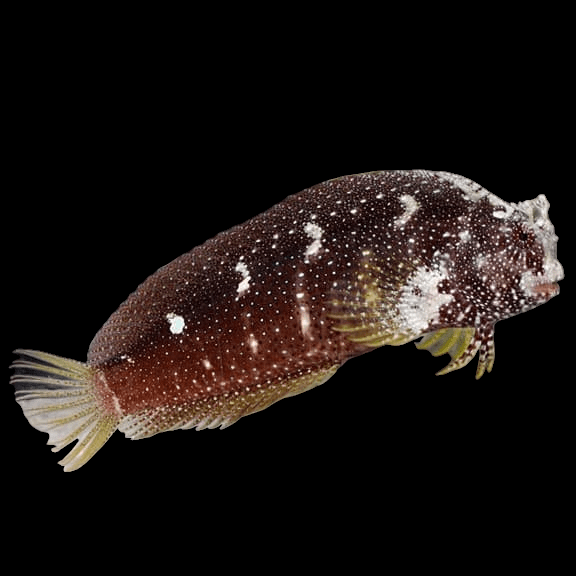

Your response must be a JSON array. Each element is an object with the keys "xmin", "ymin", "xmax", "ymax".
[{"xmin": 328, "ymin": 252, "xmax": 417, "ymax": 348}]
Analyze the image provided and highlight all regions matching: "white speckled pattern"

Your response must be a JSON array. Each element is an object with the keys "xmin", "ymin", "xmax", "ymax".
[{"xmin": 10, "ymin": 170, "xmax": 563, "ymax": 469}]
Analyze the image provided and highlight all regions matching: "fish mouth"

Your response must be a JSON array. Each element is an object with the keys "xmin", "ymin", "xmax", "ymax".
[
  {"xmin": 525, "ymin": 258, "xmax": 564, "ymax": 300},
  {"xmin": 531, "ymin": 281, "xmax": 560, "ymax": 299}
]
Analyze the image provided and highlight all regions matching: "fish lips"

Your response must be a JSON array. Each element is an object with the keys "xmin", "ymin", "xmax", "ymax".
[
  {"xmin": 521, "ymin": 260, "xmax": 564, "ymax": 301},
  {"xmin": 531, "ymin": 281, "xmax": 561, "ymax": 299}
]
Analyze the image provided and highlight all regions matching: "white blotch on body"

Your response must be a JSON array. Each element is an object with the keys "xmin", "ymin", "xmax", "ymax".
[
  {"xmin": 248, "ymin": 334, "xmax": 259, "ymax": 354},
  {"xmin": 298, "ymin": 304, "xmax": 312, "ymax": 338},
  {"xmin": 166, "ymin": 312, "xmax": 186, "ymax": 334},
  {"xmin": 397, "ymin": 265, "xmax": 453, "ymax": 334},
  {"xmin": 304, "ymin": 221, "xmax": 324, "ymax": 257},
  {"xmin": 202, "ymin": 358, "xmax": 213, "ymax": 370},
  {"xmin": 235, "ymin": 260, "xmax": 251, "ymax": 299},
  {"xmin": 395, "ymin": 194, "xmax": 420, "ymax": 228}
]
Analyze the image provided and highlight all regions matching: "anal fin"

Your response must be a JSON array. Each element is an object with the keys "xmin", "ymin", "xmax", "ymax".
[{"xmin": 119, "ymin": 365, "xmax": 340, "ymax": 439}]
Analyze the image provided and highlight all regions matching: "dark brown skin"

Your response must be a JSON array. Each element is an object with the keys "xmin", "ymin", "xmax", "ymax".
[
  {"xmin": 10, "ymin": 171, "xmax": 563, "ymax": 469},
  {"xmin": 86, "ymin": 170, "xmax": 562, "ymax": 436}
]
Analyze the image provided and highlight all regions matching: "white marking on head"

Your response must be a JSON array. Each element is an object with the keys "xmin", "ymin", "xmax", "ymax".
[
  {"xmin": 492, "ymin": 202, "xmax": 515, "ymax": 219},
  {"xmin": 436, "ymin": 172, "xmax": 487, "ymax": 202},
  {"xmin": 304, "ymin": 221, "xmax": 324, "ymax": 258},
  {"xmin": 436, "ymin": 171, "xmax": 517, "ymax": 219},
  {"xmin": 395, "ymin": 194, "xmax": 420, "ymax": 228},
  {"xmin": 235, "ymin": 260, "xmax": 251, "ymax": 299},
  {"xmin": 166, "ymin": 312, "xmax": 186, "ymax": 334}
]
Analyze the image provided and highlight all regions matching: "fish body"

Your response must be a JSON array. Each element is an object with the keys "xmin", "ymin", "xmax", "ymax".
[{"xmin": 10, "ymin": 170, "xmax": 563, "ymax": 470}]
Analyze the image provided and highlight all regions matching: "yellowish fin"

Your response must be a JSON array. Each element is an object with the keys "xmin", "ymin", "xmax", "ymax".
[
  {"xmin": 416, "ymin": 327, "xmax": 495, "ymax": 379},
  {"xmin": 119, "ymin": 364, "xmax": 339, "ymax": 439},
  {"xmin": 10, "ymin": 350, "xmax": 120, "ymax": 471},
  {"xmin": 328, "ymin": 252, "xmax": 417, "ymax": 348}
]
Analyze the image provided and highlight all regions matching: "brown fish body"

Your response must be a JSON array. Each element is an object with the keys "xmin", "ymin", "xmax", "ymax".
[
  {"xmin": 89, "ymin": 225, "xmax": 359, "ymax": 415},
  {"xmin": 87, "ymin": 181, "xmax": 383, "ymax": 432},
  {"xmin": 10, "ymin": 171, "xmax": 563, "ymax": 470}
]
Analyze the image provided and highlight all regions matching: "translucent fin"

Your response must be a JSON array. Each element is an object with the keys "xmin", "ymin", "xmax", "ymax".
[
  {"xmin": 416, "ymin": 326, "xmax": 495, "ymax": 379},
  {"xmin": 119, "ymin": 364, "xmax": 339, "ymax": 440},
  {"xmin": 328, "ymin": 251, "xmax": 418, "ymax": 348},
  {"xmin": 10, "ymin": 350, "xmax": 121, "ymax": 471}
]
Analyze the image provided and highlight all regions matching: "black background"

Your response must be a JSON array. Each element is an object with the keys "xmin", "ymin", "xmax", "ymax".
[
  {"xmin": 3, "ymin": 83, "xmax": 570, "ymax": 540},
  {"xmin": 1, "ymin": 7, "xmax": 572, "ymax": 570},
  {"xmin": 5, "ymin": 156, "xmax": 568, "ymax": 481}
]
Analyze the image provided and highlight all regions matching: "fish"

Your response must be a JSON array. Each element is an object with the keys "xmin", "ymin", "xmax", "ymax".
[{"xmin": 10, "ymin": 170, "xmax": 564, "ymax": 471}]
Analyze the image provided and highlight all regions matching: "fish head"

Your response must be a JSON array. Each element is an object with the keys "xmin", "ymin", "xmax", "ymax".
[
  {"xmin": 468, "ymin": 193, "xmax": 563, "ymax": 322},
  {"xmin": 516, "ymin": 194, "xmax": 564, "ymax": 303}
]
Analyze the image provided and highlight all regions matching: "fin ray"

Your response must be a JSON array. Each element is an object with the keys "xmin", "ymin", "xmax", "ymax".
[
  {"xmin": 328, "ymin": 252, "xmax": 418, "ymax": 348},
  {"xmin": 119, "ymin": 365, "xmax": 339, "ymax": 440},
  {"xmin": 415, "ymin": 326, "xmax": 496, "ymax": 379},
  {"xmin": 10, "ymin": 349, "xmax": 121, "ymax": 471}
]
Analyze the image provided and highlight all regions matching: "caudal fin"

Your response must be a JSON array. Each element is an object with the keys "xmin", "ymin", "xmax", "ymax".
[{"xmin": 10, "ymin": 350, "xmax": 120, "ymax": 471}]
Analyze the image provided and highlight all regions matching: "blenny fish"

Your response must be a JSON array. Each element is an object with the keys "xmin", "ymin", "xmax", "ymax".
[{"xmin": 10, "ymin": 170, "xmax": 563, "ymax": 471}]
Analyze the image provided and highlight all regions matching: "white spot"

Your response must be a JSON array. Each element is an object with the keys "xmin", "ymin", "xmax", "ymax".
[
  {"xmin": 248, "ymin": 334, "xmax": 259, "ymax": 354},
  {"xmin": 235, "ymin": 260, "xmax": 251, "ymax": 299},
  {"xmin": 202, "ymin": 359, "xmax": 213, "ymax": 370},
  {"xmin": 397, "ymin": 265, "xmax": 453, "ymax": 334},
  {"xmin": 304, "ymin": 221, "xmax": 324, "ymax": 258},
  {"xmin": 395, "ymin": 194, "xmax": 420, "ymax": 228},
  {"xmin": 120, "ymin": 354, "xmax": 135, "ymax": 364},
  {"xmin": 166, "ymin": 312, "xmax": 186, "ymax": 334}
]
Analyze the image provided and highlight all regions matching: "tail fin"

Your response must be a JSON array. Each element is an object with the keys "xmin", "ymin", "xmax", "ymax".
[{"xmin": 10, "ymin": 350, "xmax": 120, "ymax": 471}]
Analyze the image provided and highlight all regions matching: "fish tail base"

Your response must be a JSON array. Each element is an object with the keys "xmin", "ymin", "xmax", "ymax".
[{"xmin": 10, "ymin": 349, "xmax": 121, "ymax": 471}]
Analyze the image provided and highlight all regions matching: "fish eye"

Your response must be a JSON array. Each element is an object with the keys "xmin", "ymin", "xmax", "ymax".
[{"xmin": 519, "ymin": 231, "xmax": 529, "ymax": 242}]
